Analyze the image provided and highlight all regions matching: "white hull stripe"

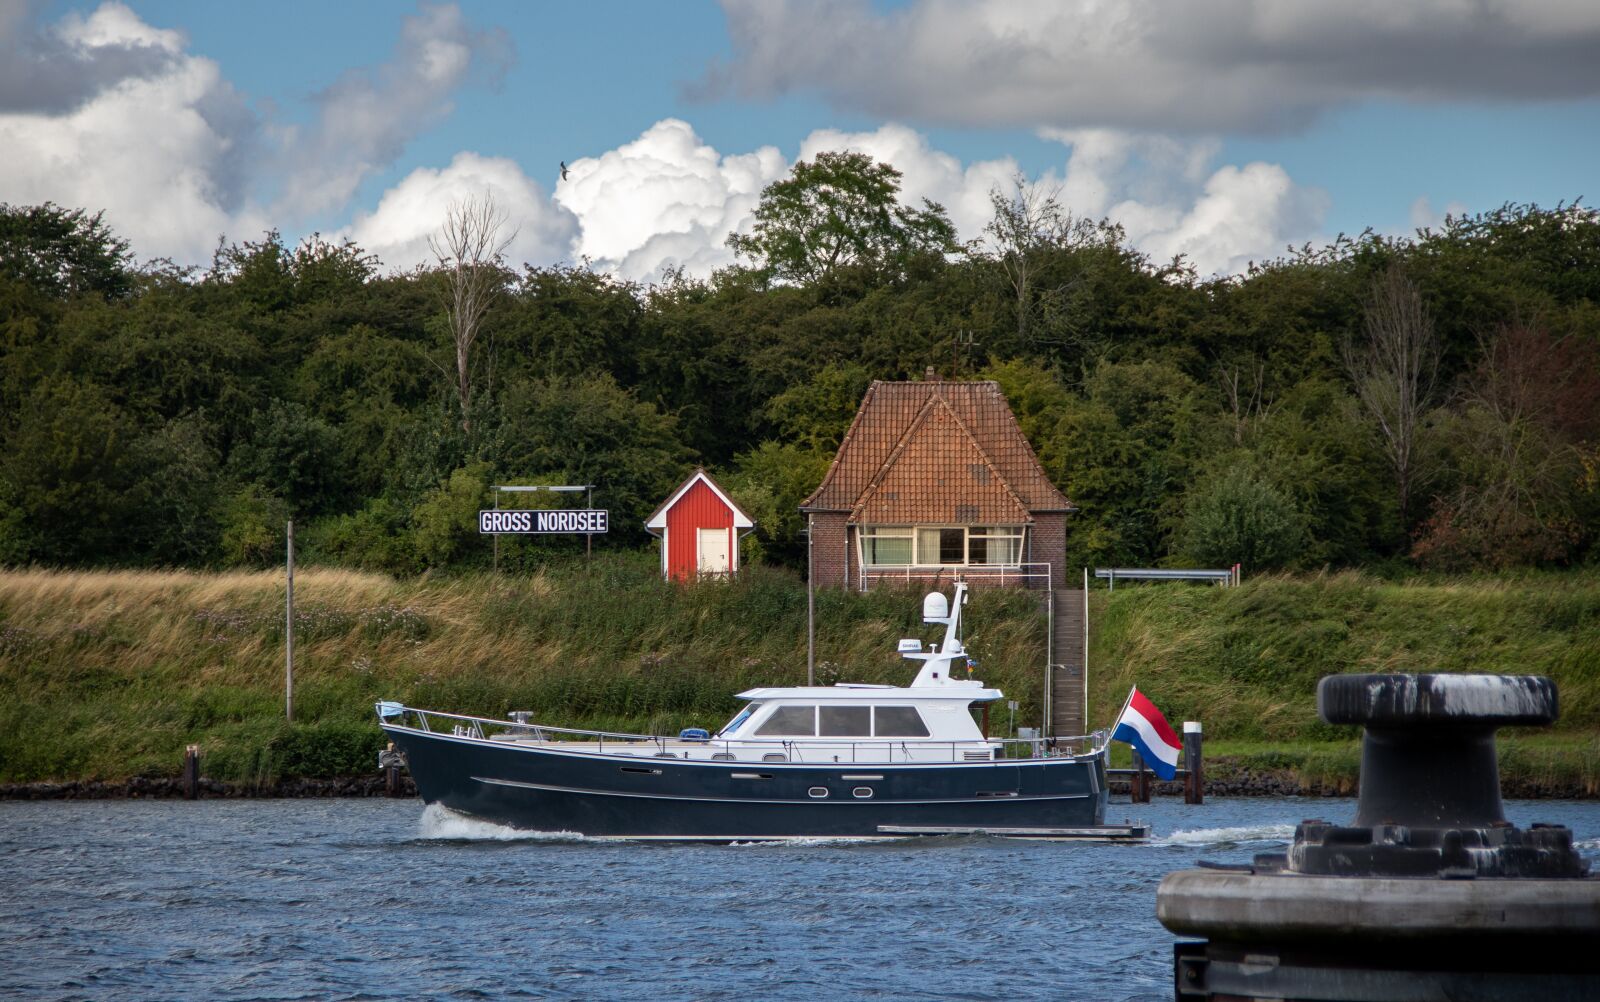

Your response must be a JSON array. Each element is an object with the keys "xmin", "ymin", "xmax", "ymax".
[{"xmin": 471, "ymin": 775, "xmax": 1091, "ymax": 805}]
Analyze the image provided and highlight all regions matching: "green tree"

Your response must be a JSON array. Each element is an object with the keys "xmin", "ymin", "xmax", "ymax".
[
  {"xmin": 127, "ymin": 415, "xmax": 223, "ymax": 564},
  {"xmin": 762, "ymin": 362, "xmax": 873, "ymax": 451},
  {"xmin": 1048, "ymin": 360, "xmax": 1223, "ymax": 566},
  {"xmin": 1181, "ymin": 463, "xmax": 1306, "ymax": 571},
  {"xmin": 721, "ymin": 442, "xmax": 833, "ymax": 567},
  {"xmin": 727, "ymin": 151, "xmax": 957, "ymax": 286},
  {"xmin": 491, "ymin": 374, "xmax": 694, "ymax": 538},
  {"xmin": 0, "ymin": 378, "xmax": 136, "ymax": 564},
  {"xmin": 0, "ymin": 202, "xmax": 133, "ymax": 300},
  {"xmin": 226, "ymin": 399, "xmax": 344, "ymax": 516}
]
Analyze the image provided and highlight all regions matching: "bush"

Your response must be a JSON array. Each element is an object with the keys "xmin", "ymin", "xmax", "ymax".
[
  {"xmin": 1182, "ymin": 464, "xmax": 1305, "ymax": 571},
  {"xmin": 410, "ymin": 462, "xmax": 490, "ymax": 569},
  {"xmin": 218, "ymin": 485, "xmax": 291, "ymax": 566}
]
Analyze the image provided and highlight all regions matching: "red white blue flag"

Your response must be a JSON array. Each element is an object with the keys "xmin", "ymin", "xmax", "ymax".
[{"xmin": 1113, "ymin": 687, "xmax": 1183, "ymax": 780}]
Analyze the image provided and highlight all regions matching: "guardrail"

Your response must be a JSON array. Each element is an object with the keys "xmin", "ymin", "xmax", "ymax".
[
  {"xmin": 376, "ymin": 703, "xmax": 1106, "ymax": 764},
  {"xmin": 860, "ymin": 562, "xmax": 1053, "ymax": 591},
  {"xmin": 1095, "ymin": 566, "xmax": 1239, "ymax": 589}
]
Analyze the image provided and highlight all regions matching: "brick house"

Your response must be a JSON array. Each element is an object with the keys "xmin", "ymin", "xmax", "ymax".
[{"xmin": 800, "ymin": 377, "xmax": 1075, "ymax": 592}]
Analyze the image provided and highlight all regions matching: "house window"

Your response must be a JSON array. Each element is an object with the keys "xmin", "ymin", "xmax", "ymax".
[
  {"xmin": 861, "ymin": 526, "xmax": 1025, "ymax": 566},
  {"xmin": 969, "ymin": 527, "xmax": 1023, "ymax": 565},
  {"xmin": 862, "ymin": 527, "xmax": 913, "ymax": 565},
  {"xmin": 917, "ymin": 528, "xmax": 965, "ymax": 564}
]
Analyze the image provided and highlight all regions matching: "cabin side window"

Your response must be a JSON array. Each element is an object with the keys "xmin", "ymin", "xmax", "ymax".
[
  {"xmin": 754, "ymin": 705, "xmax": 817, "ymax": 736},
  {"xmin": 873, "ymin": 706, "xmax": 930, "ymax": 738},
  {"xmin": 818, "ymin": 705, "xmax": 871, "ymax": 737}
]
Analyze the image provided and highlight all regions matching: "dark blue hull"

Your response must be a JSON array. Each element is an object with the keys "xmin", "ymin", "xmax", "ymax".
[{"xmin": 384, "ymin": 726, "xmax": 1109, "ymax": 839}]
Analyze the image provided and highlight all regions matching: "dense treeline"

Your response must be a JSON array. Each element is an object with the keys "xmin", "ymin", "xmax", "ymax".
[{"xmin": 2, "ymin": 163, "xmax": 1598, "ymax": 575}]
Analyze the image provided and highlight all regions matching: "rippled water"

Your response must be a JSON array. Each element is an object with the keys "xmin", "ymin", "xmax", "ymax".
[{"xmin": 3, "ymin": 797, "xmax": 1597, "ymax": 1001}]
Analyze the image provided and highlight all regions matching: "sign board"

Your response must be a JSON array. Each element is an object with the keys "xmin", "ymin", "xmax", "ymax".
[{"xmin": 478, "ymin": 509, "xmax": 609, "ymax": 534}]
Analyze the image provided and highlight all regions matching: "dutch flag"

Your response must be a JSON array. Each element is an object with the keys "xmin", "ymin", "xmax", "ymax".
[{"xmin": 1112, "ymin": 687, "xmax": 1183, "ymax": 780}]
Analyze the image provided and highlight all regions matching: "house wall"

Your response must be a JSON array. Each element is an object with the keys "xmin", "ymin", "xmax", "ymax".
[
  {"xmin": 664, "ymin": 480, "xmax": 735, "ymax": 582},
  {"xmin": 1032, "ymin": 511, "xmax": 1068, "ymax": 588},
  {"xmin": 808, "ymin": 512, "xmax": 852, "ymax": 589}
]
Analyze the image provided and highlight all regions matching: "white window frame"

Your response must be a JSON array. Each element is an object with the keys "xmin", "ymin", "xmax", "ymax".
[{"xmin": 858, "ymin": 525, "xmax": 1025, "ymax": 567}]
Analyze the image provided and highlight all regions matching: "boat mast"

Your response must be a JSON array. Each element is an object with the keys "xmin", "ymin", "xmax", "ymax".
[{"xmin": 905, "ymin": 582, "xmax": 968, "ymax": 687}]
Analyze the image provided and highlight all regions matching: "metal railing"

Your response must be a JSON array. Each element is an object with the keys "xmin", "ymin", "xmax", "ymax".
[
  {"xmin": 860, "ymin": 562, "xmax": 1053, "ymax": 591},
  {"xmin": 1095, "ymin": 567, "xmax": 1237, "ymax": 589},
  {"xmin": 378, "ymin": 704, "xmax": 1107, "ymax": 764}
]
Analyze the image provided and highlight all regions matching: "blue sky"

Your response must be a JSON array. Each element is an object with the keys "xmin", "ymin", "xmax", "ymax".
[{"xmin": 8, "ymin": 1, "xmax": 1598, "ymax": 278}]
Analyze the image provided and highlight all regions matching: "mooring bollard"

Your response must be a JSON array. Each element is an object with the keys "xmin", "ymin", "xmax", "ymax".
[
  {"xmin": 1156, "ymin": 674, "xmax": 1598, "ymax": 1001},
  {"xmin": 1130, "ymin": 748, "xmax": 1151, "ymax": 803},
  {"xmin": 1182, "ymin": 721, "xmax": 1203, "ymax": 805},
  {"xmin": 182, "ymin": 744, "xmax": 200, "ymax": 800}
]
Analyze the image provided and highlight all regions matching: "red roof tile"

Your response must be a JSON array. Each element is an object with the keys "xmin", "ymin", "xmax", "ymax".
[{"xmin": 801, "ymin": 380, "xmax": 1072, "ymax": 521}]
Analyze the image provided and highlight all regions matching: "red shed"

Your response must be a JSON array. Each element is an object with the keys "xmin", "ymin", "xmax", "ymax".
[{"xmin": 645, "ymin": 469, "xmax": 755, "ymax": 582}]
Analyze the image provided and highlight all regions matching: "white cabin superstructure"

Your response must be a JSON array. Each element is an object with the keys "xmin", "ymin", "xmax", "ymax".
[{"xmin": 704, "ymin": 583, "xmax": 1003, "ymax": 762}]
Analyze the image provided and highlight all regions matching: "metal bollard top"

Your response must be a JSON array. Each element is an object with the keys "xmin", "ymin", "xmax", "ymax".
[{"xmin": 1318, "ymin": 673, "xmax": 1557, "ymax": 728}]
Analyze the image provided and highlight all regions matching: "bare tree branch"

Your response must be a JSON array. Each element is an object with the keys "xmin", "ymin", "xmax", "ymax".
[
  {"xmin": 428, "ymin": 194, "xmax": 516, "ymax": 434},
  {"xmin": 1343, "ymin": 264, "xmax": 1440, "ymax": 526}
]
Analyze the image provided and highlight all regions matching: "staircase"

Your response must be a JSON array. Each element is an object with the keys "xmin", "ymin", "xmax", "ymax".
[{"xmin": 1048, "ymin": 588, "xmax": 1088, "ymax": 738}]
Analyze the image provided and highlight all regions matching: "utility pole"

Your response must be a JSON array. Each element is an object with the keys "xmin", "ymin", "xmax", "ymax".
[{"xmin": 285, "ymin": 519, "xmax": 295, "ymax": 724}]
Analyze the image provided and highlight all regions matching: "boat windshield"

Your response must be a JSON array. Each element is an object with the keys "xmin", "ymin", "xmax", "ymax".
[{"xmin": 717, "ymin": 702, "xmax": 761, "ymax": 737}]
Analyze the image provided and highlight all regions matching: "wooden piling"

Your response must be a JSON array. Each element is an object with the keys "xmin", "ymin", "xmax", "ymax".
[
  {"xmin": 182, "ymin": 744, "xmax": 200, "ymax": 800},
  {"xmin": 1131, "ymin": 748, "xmax": 1151, "ymax": 803},
  {"xmin": 1183, "ymin": 721, "xmax": 1204, "ymax": 805},
  {"xmin": 384, "ymin": 742, "xmax": 403, "ymax": 797}
]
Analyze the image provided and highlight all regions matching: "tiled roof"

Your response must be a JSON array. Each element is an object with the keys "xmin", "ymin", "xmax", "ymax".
[
  {"xmin": 802, "ymin": 379, "xmax": 1072, "ymax": 520},
  {"xmin": 849, "ymin": 396, "xmax": 1031, "ymax": 524}
]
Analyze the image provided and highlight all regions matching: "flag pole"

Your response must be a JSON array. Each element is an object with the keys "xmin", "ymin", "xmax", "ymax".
[{"xmin": 1111, "ymin": 685, "xmax": 1136, "ymax": 732}]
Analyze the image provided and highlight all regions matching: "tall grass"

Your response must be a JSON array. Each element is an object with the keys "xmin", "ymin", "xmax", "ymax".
[
  {"xmin": 2, "ymin": 562, "xmax": 1595, "ymax": 788},
  {"xmin": 0, "ymin": 556, "xmax": 1046, "ymax": 783},
  {"xmin": 1088, "ymin": 570, "xmax": 1600, "ymax": 745}
]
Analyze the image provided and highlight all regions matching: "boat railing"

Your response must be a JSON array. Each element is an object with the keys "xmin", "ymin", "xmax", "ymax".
[{"xmin": 379, "ymin": 704, "xmax": 1110, "ymax": 763}]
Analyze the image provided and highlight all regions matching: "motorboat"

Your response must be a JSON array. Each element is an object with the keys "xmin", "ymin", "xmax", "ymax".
[{"xmin": 376, "ymin": 583, "xmax": 1128, "ymax": 840}]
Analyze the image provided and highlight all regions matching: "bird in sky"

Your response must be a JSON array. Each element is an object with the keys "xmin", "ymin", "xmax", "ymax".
[{"xmin": 560, "ymin": 161, "xmax": 570, "ymax": 181}]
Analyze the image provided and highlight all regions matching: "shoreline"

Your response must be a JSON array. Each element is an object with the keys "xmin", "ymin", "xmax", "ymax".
[{"xmin": 5, "ymin": 769, "xmax": 1595, "ymax": 802}]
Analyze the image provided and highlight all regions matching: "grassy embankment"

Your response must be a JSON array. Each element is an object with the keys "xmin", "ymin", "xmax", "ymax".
[{"xmin": 1, "ymin": 559, "xmax": 1596, "ymax": 792}]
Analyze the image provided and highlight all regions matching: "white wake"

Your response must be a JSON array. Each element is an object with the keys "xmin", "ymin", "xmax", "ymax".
[
  {"xmin": 416, "ymin": 803, "xmax": 588, "ymax": 842},
  {"xmin": 1155, "ymin": 824, "xmax": 1296, "ymax": 847}
]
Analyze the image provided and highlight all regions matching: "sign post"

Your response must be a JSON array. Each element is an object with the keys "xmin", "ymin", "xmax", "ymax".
[{"xmin": 481, "ymin": 485, "xmax": 607, "ymax": 569}]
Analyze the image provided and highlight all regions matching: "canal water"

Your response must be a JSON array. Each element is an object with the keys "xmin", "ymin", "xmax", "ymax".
[{"xmin": 3, "ymin": 797, "xmax": 1598, "ymax": 1001}]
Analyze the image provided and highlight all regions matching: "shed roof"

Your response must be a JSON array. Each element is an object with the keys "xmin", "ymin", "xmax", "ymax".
[
  {"xmin": 801, "ymin": 380, "xmax": 1072, "ymax": 519},
  {"xmin": 645, "ymin": 468, "xmax": 754, "ymax": 532}
]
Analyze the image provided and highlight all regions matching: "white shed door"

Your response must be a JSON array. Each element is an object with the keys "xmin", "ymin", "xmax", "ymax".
[{"xmin": 697, "ymin": 528, "xmax": 730, "ymax": 575}]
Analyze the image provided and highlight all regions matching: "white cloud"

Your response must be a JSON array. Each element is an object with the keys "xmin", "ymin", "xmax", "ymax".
[
  {"xmin": 0, "ymin": 2, "xmax": 264, "ymax": 264},
  {"xmin": 277, "ymin": 3, "xmax": 511, "ymax": 217},
  {"xmin": 341, "ymin": 152, "xmax": 578, "ymax": 270},
  {"xmin": 1044, "ymin": 130, "xmax": 1328, "ymax": 275},
  {"xmin": 553, "ymin": 118, "xmax": 787, "ymax": 280},
  {"xmin": 0, "ymin": 3, "xmax": 1325, "ymax": 281},
  {"xmin": 0, "ymin": 2, "xmax": 508, "ymax": 266},
  {"xmin": 708, "ymin": 0, "xmax": 1600, "ymax": 134}
]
